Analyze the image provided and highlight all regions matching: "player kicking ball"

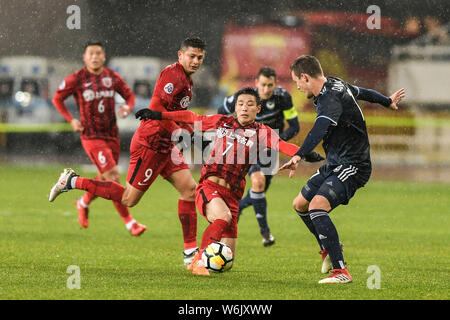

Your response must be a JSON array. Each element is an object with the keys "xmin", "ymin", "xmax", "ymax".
[
  {"xmin": 279, "ymin": 55, "xmax": 405, "ymax": 284},
  {"xmin": 134, "ymin": 87, "xmax": 302, "ymax": 276}
]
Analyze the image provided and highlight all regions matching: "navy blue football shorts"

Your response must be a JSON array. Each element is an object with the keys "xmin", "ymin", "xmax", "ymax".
[{"xmin": 301, "ymin": 163, "xmax": 372, "ymax": 210}]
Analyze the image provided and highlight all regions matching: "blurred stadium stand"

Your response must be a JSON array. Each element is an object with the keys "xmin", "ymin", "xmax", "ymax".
[{"xmin": 0, "ymin": 1, "xmax": 449, "ymax": 176}]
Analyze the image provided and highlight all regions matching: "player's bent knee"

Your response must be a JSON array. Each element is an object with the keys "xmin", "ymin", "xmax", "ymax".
[
  {"xmin": 101, "ymin": 167, "xmax": 120, "ymax": 183},
  {"xmin": 293, "ymin": 195, "xmax": 309, "ymax": 212},
  {"xmin": 250, "ymin": 173, "xmax": 266, "ymax": 192},
  {"xmin": 183, "ymin": 183, "xmax": 196, "ymax": 201},
  {"xmin": 122, "ymin": 184, "xmax": 144, "ymax": 207},
  {"xmin": 309, "ymin": 195, "xmax": 331, "ymax": 212}
]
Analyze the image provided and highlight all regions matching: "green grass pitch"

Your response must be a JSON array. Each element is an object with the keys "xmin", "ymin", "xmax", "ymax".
[{"xmin": 0, "ymin": 164, "xmax": 448, "ymax": 300}]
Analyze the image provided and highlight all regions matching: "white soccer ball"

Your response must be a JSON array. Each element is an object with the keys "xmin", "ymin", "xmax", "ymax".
[{"xmin": 201, "ymin": 241, "xmax": 234, "ymax": 273}]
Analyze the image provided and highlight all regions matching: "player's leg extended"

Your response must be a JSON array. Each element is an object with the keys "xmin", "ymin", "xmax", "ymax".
[
  {"xmin": 192, "ymin": 197, "xmax": 232, "ymax": 276},
  {"xmin": 238, "ymin": 164, "xmax": 260, "ymax": 216},
  {"xmin": 75, "ymin": 173, "xmax": 98, "ymax": 228},
  {"xmin": 308, "ymin": 193, "xmax": 350, "ymax": 283},
  {"xmin": 293, "ymin": 169, "xmax": 326, "ymax": 251},
  {"xmin": 49, "ymin": 168, "xmax": 126, "ymax": 203},
  {"xmin": 201, "ymin": 197, "xmax": 232, "ymax": 253},
  {"xmin": 165, "ymin": 168, "xmax": 198, "ymax": 263},
  {"xmin": 248, "ymin": 171, "xmax": 275, "ymax": 246},
  {"xmin": 101, "ymin": 166, "xmax": 146, "ymax": 236}
]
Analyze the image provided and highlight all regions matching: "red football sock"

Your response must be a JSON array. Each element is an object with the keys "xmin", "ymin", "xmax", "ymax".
[
  {"xmin": 81, "ymin": 192, "xmax": 96, "ymax": 206},
  {"xmin": 113, "ymin": 201, "xmax": 133, "ymax": 225},
  {"xmin": 80, "ymin": 175, "xmax": 100, "ymax": 206},
  {"xmin": 75, "ymin": 177, "xmax": 124, "ymax": 202},
  {"xmin": 178, "ymin": 199, "xmax": 198, "ymax": 250},
  {"xmin": 199, "ymin": 219, "xmax": 229, "ymax": 255}
]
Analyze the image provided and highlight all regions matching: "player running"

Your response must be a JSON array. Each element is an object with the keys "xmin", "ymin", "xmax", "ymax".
[
  {"xmin": 49, "ymin": 37, "xmax": 206, "ymax": 265},
  {"xmin": 218, "ymin": 66, "xmax": 324, "ymax": 247},
  {"xmin": 134, "ymin": 87, "xmax": 302, "ymax": 276},
  {"xmin": 280, "ymin": 55, "xmax": 405, "ymax": 284},
  {"xmin": 52, "ymin": 41, "xmax": 145, "ymax": 236}
]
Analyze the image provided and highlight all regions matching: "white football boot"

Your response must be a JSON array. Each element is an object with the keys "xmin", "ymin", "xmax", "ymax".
[
  {"xmin": 183, "ymin": 248, "xmax": 199, "ymax": 267},
  {"xmin": 320, "ymin": 243, "xmax": 344, "ymax": 274},
  {"xmin": 49, "ymin": 168, "xmax": 77, "ymax": 202},
  {"xmin": 318, "ymin": 268, "xmax": 352, "ymax": 284},
  {"xmin": 262, "ymin": 233, "xmax": 275, "ymax": 247}
]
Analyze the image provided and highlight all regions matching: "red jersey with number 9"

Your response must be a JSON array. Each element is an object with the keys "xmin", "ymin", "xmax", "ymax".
[{"xmin": 134, "ymin": 62, "xmax": 194, "ymax": 152}]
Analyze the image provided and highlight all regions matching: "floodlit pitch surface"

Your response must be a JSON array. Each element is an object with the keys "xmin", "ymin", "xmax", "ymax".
[{"xmin": 0, "ymin": 164, "xmax": 448, "ymax": 300}]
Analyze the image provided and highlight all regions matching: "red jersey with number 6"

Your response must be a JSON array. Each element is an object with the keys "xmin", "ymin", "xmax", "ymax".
[
  {"xmin": 134, "ymin": 62, "xmax": 194, "ymax": 152},
  {"xmin": 53, "ymin": 67, "xmax": 135, "ymax": 142}
]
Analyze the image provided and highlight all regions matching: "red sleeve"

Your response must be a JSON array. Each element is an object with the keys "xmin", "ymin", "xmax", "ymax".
[
  {"xmin": 161, "ymin": 111, "xmax": 227, "ymax": 131},
  {"xmin": 152, "ymin": 67, "xmax": 180, "ymax": 109},
  {"xmin": 52, "ymin": 74, "xmax": 76, "ymax": 122},
  {"xmin": 113, "ymin": 71, "xmax": 135, "ymax": 110},
  {"xmin": 260, "ymin": 125, "xmax": 300, "ymax": 156}
]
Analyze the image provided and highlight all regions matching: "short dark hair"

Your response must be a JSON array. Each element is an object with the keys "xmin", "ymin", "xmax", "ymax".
[
  {"xmin": 84, "ymin": 40, "xmax": 105, "ymax": 51},
  {"xmin": 290, "ymin": 55, "xmax": 323, "ymax": 78},
  {"xmin": 257, "ymin": 66, "xmax": 277, "ymax": 80},
  {"xmin": 235, "ymin": 87, "xmax": 260, "ymax": 105},
  {"xmin": 180, "ymin": 37, "xmax": 206, "ymax": 51}
]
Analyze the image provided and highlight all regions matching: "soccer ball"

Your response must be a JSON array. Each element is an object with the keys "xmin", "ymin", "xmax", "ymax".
[{"xmin": 201, "ymin": 242, "xmax": 234, "ymax": 272}]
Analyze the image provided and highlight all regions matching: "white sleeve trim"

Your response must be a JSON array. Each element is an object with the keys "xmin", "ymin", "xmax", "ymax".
[{"xmin": 316, "ymin": 115, "xmax": 338, "ymax": 126}]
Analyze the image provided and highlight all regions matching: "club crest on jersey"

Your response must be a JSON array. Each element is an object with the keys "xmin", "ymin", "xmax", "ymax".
[
  {"xmin": 180, "ymin": 96, "xmax": 190, "ymax": 109},
  {"xmin": 164, "ymin": 83, "xmax": 174, "ymax": 94},
  {"xmin": 216, "ymin": 128, "xmax": 254, "ymax": 148},
  {"xmin": 83, "ymin": 89, "xmax": 95, "ymax": 102},
  {"xmin": 266, "ymin": 100, "xmax": 275, "ymax": 110},
  {"xmin": 102, "ymin": 77, "xmax": 112, "ymax": 88}
]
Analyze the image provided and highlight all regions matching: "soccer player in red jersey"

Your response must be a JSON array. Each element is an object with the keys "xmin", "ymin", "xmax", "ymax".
[
  {"xmin": 133, "ymin": 87, "xmax": 301, "ymax": 275},
  {"xmin": 52, "ymin": 41, "xmax": 146, "ymax": 236},
  {"xmin": 49, "ymin": 37, "xmax": 206, "ymax": 265}
]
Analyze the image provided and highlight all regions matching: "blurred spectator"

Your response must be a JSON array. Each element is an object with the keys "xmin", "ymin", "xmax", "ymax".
[
  {"xmin": 423, "ymin": 16, "xmax": 449, "ymax": 44},
  {"xmin": 0, "ymin": 79, "xmax": 13, "ymax": 103},
  {"xmin": 404, "ymin": 16, "xmax": 421, "ymax": 37},
  {"xmin": 134, "ymin": 80, "xmax": 152, "ymax": 98}
]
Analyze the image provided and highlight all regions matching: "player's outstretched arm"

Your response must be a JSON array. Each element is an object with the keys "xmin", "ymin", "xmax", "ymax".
[
  {"xmin": 278, "ymin": 155, "xmax": 302, "ymax": 178},
  {"xmin": 351, "ymin": 84, "xmax": 405, "ymax": 109},
  {"xmin": 388, "ymin": 88, "xmax": 406, "ymax": 110},
  {"xmin": 135, "ymin": 109, "xmax": 202, "ymax": 124}
]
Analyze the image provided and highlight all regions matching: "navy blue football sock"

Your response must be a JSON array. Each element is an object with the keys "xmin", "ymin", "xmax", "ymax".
[
  {"xmin": 309, "ymin": 209, "xmax": 345, "ymax": 270},
  {"xmin": 250, "ymin": 190, "xmax": 270, "ymax": 234},
  {"xmin": 239, "ymin": 191, "xmax": 252, "ymax": 212},
  {"xmin": 296, "ymin": 210, "xmax": 324, "ymax": 250}
]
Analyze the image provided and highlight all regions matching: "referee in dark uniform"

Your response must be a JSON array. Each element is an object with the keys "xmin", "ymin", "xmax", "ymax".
[{"xmin": 280, "ymin": 55, "xmax": 405, "ymax": 283}]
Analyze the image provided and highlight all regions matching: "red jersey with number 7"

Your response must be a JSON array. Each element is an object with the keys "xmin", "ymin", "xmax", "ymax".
[
  {"xmin": 158, "ymin": 110, "xmax": 300, "ymax": 199},
  {"xmin": 53, "ymin": 67, "xmax": 135, "ymax": 142}
]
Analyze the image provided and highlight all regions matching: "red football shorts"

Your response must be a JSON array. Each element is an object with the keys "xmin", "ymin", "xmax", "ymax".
[
  {"xmin": 81, "ymin": 139, "xmax": 120, "ymax": 173},
  {"xmin": 127, "ymin": 134, "xmax": 189, "ymax": 191},
  {"xmin": 195, "ymin": 179, "xmax": 239, "ymax": 239}
]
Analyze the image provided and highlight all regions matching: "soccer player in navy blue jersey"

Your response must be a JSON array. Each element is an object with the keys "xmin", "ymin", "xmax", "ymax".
[
  {"xmin": 219, "ymin": 67, "xmax": 324, "ymax": 247},
  {"xmin": 280, "ymin": 55, "xmax": 405, "ymax": 284}
]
